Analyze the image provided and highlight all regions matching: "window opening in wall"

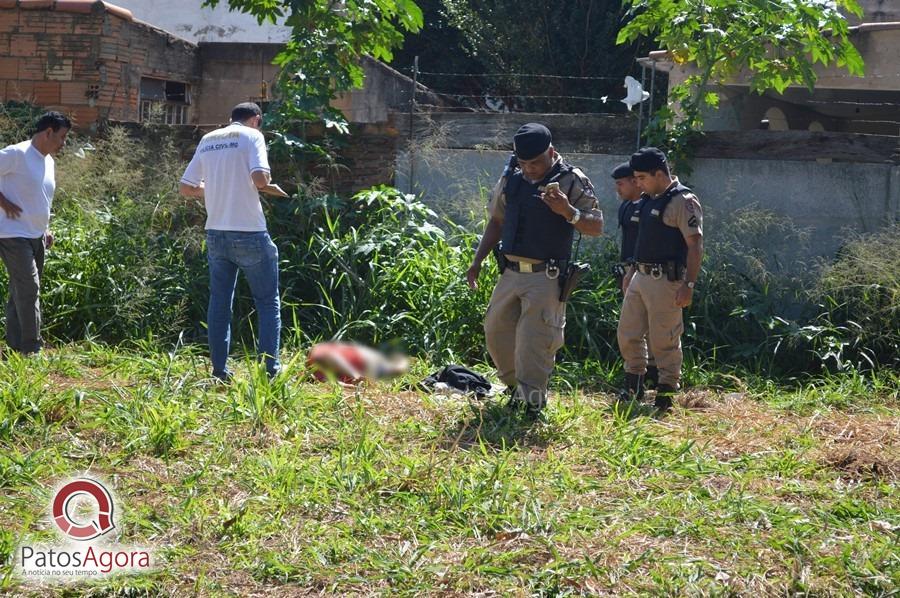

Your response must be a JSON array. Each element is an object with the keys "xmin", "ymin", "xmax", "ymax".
[{"xmin": 140, "ymin": 78, "xmax": 191, "ymax": 125}]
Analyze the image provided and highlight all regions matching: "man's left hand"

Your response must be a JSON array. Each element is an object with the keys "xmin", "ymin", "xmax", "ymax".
[
  {"xmin": 541, "ymin": 186, "xmax": 574, "ymax": 218},
  {"xmin": 675, "ymin": 283, "xmax": 693, "ymax": 308},
  {"xmin": 44, "ymin": 231, "xmax": 54, "ymax": 249}
]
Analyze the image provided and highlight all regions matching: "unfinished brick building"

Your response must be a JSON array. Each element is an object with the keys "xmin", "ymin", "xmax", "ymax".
[
  {"xmin": 0, "ymin": 0, "xmax": 438, "ymax": 193},
  {"xmin": 0, "ymin": 0, "xmax": 205, "ymax": 127},
  {"xmin": 0, "ymin": 0, "xmax": 426, "ymax": 133}
]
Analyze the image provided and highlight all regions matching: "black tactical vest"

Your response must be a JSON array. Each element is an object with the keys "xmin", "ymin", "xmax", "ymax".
[
  {"xmin": 500, "ymin": 159, "xmax": 577, "ymax": 261},
  {"xmin": 634, "ymin": 182, "xmax": 692, "ymax": 266},
  {"xmin": 617, "ymin": 199, "xmax": 643, "ymax": 262}
]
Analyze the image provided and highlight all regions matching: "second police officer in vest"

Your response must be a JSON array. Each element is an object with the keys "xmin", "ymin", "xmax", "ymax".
[
  {"xmin": 466, "ymin": 123, "xmax": 604, "ymax": 419},
  {"xmin": 617, "ymin": 147, "xmax": 704, "ymax": 413},
  {"xmin": 612, "ymin": 162, "xmax": 657, "ymax": 389}
]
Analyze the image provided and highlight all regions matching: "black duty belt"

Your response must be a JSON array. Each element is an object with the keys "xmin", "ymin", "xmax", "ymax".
[
  {"xmin": 504, "ymin": 257, "xmax": 568, "ymax": 275},
  {"xmin": 635, "ymin": 262, "xmax": 687, "ymax": 281},
  {"xmin": 635, "ymin": 262, "xmax": 667, "ymax": 277}
]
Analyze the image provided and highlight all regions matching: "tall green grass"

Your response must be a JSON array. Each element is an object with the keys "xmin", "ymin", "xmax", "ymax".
[
  {"xmin": 0, "ymin": 102, "xmax": 896, "ymax": 377},
  {"xmin": 0, "ymin": 344, "xmax": 897, "ymax": 595}
]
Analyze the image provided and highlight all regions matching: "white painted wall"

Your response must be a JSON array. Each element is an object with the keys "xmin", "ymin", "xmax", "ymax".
[
  {"xmin": 110, "ymin": 0, "xmax": 291, "ymax": 43},
  {"xmin": 396, "ymin": 149, "xmax": 900, "ymax": 259}
]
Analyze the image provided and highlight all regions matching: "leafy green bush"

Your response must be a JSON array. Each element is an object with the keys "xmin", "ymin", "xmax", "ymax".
[
  {"xmin": 812, "ymin": 225, "xmax": 900, "ymax": 370},
  {"xmin": 42, "ymin": 126, "xmax": 207, "ymax": 342},
  {"xmin": 269, "ymin": 186, "xmax": 494, "ymax": 361},
  {"xmin": 0, "ymin": 101, "xmax": 43, "ymax": 144}
]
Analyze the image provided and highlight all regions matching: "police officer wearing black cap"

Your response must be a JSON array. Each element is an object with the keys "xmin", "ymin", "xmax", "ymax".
[
  {"xmin": 466, "ymin": 123, "xmax": 604, "ymax": 418},
  {"xmin": 612, "ymin": 162, "xmax": 658, "ymax": 388},
  {"xmin": 612, "ymin": 161, "xmax": 642, "ymax": 291},
  {"xmin": 617, "ymin": 147, "xmax": 704, "ymax": 412}
]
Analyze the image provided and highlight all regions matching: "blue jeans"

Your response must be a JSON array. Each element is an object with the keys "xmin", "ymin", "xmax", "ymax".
[{"xmin": 206, "ymin": 230, "xmax": 281, "ymax": 378}]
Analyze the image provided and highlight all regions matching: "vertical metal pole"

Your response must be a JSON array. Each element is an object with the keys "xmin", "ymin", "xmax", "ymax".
[
  {"xmin": 409, "ymin": 56, "xmax": 418, "ymax": 195},
  {"xmin": 636, "ymin": 64, "xmax": 647, "ymax": 149},
  {"xmin": 649, "ymin": 61, "xmax": 656, "ymax": 123},
  {"xmin": 300, "ymin": 79, "xmax": 307, "ymax": 179}
]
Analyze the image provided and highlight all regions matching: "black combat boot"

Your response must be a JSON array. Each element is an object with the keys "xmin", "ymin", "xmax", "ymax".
[
  {"xmin": 522, "ymin": 402, "xmax": 545, "ymax": 422},
  {"xmin": 645, "ymin": 365, "xmax": 659, "ymax": 389},
  {"xmin": 617, "ymin": 372, "xmax": 644, "ymax": 403},
  {"xmin": 654, "ymin": 384, "xmax": 677, "ymax": 413},
  {"xmin": 504, "ymin": 385, "xmax": 521, "ymax": 409}
]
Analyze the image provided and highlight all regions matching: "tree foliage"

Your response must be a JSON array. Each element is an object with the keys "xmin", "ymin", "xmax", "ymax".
[
  {"xmin": 617, "ymin": 0, "xmax": 865, "ymax": 161},
  {"xmin": 203, "ymin": 0, "xmax": 423, "ymax": 154}
]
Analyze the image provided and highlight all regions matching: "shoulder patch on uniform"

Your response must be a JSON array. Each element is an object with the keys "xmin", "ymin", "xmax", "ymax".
[
  {"xmin": 569, "ymin": 167, "xmax": 594, "ymax": 192},
  {"xmin": 688, "ymin": 215, "xmax": 699, "ymax": 228}
]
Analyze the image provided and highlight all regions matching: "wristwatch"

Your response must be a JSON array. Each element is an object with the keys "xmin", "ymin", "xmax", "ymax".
[
  {"xmin": 685, "ymin": 281, "xmax": 696, "ymax": 289},
  {"xmin": 567, "ymin": 208, "xmax": 581, "ymax": 224}
]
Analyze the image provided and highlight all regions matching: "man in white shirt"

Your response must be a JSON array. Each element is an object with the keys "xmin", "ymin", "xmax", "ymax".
[
  {"xmin": 179, "ymin": 103, "xmax": 288, "ymax": 381},
  {"xmin": 0, "ymin": 111, "xmax": 70, "ymax": 355}
]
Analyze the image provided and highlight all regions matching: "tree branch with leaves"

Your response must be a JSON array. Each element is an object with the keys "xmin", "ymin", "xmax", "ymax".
[
  {"xmin": 618, "ymin": 0, "xmax": 866, "ymax": 166},
  {"xmin": 203, "ymin": 0, "xmax": 423, "ymax": 164}
]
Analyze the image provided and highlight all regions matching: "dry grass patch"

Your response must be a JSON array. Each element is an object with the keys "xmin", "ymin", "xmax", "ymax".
[{"xmin": 668, "ymin": 392, "xmax": 900, "ymax": 481}]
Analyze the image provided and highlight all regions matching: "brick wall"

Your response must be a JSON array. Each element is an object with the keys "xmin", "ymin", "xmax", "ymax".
[
  {"xmin": 113, "ymin": 120, "xmax": 401, "ymax": 197},
  {"xmin": 0, "ymin": 3, "xmax": 199, "ymax": 129},
  {"xmin": 304, "ymin": 122, "xmax": 400, "ymax": 196}
]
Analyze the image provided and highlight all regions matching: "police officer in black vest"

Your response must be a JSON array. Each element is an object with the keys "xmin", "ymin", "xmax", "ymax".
[
  {"xmin": 617, "ymin": 147, "xmax": 704, "ymax": 412},
  {"xmin": 612, "ymin": 162, "xmax": 658, "ymax": 389},
  {"xmin": 466, "ymin": 123, "xmax": 604, "ymax": 418},
  {"xmin": 613, "ymin": 161, "xmax": 642, "ymax": 290}
]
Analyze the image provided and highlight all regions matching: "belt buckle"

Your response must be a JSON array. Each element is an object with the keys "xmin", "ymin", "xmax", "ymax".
[
  {"xmin": 546, "ymin": 261, "xmax": 559, "ymax": 280},
  {"xmin": 518, "ymin": 262, "xmax": 533, "ymax": 273},
  {"xmin": 650, "ymin": 265, "xmax": 663, "ymax": 280}
]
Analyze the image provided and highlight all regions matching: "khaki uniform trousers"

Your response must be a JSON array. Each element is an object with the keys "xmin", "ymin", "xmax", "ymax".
[
  {"xmin": 484, "ymin": 269, "xmax": 566, "ymax": 408},
  {"xmin": 617, "ymin": 272, "xmax": 684, "ymax": 387}
]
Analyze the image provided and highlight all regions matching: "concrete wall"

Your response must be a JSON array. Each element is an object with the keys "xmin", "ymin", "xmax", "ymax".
[
  {"xmin": 195, "ymin": 43, "xmax": 280, "ymax": 125},
  {"xmin": 855, "ymin": 0, "xmax": 900, "ymax": 23},
  {"xmin": 396, "ymin": 149, "xmax": 900, "ymax": 259},
  {"xmin": 108, "ymin": 0, "xmax": 291, "ymax": 43},
  {"xmin": 333, "ymin": 57, "xmax": 414, "ymax": 124}
]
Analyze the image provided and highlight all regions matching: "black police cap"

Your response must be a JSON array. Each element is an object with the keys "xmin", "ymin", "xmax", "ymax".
[
  {"xmin": 611, "ymin": 162, "xmax": 634, "ymax": 179},
  {"xmin": 513, "ymin": 123, "xmax": 552, "ymax": 160},
  {"xmin": 630, "ymin": 146, "xmax": 668, "ymax": 172}
]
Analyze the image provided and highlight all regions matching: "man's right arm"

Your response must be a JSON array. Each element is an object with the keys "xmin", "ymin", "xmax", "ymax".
[
  {"xmin": 252, "ymin": 170, "xmax": 288, "ymax": 197},
  {"xmin": 466, "ymin": 179, "xmax": 506, "ymax": 290},
  {"xmin": 466, "ymin": 216, "xmax": 503, "ymax": 290},
  {"xmin": 250, "ymin": 169, "xmax": 271, "ymax": 189},
  {"xmin": 248, "ymin": 132, "xmax": 288, "ymax": 197}
]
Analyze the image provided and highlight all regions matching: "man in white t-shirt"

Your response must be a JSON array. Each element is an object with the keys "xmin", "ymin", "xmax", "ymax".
[
  {"xmin": 0, "ymin": 111, "xmax": 70, "ymax": 355},
  {"xmin": 179, "ymin": 102, "xmax": 288, "ymax": 381}
]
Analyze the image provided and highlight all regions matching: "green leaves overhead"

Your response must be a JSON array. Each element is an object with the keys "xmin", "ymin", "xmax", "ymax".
[
  {"xmin": 619, "ymin": 0, "xmax": 864, "ymax": 93},
  {"xmin": 618, "ymin": 0, "xmax": 865, "ymax": 166},
  {"xmin": 203, "ymin": 0, "xmax": 423, "ymax": 151}
]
